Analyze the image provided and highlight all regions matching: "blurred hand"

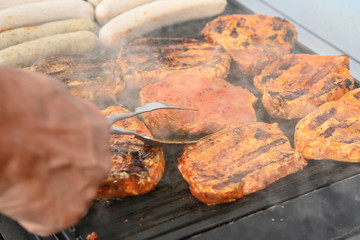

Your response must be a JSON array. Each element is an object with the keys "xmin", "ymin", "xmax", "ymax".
[{"xmin": 0, "ymin": 67, "xmax": 111, "ymax": 236}]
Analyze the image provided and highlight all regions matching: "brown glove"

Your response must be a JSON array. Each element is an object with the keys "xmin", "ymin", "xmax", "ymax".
[{"xmin": 0, "ymin": 67, "xmax": 111, "ymax": 236}]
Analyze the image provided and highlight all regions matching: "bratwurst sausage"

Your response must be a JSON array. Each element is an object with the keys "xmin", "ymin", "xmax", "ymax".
[
  {"xmin": 95, "ymin": 0, "xmax": 158, "ymax": 25},
  {"xmin": 0, "ymin": 19, "xmax": 99, "ymax": 51},
  {"xmin": 0, "ymin": 0, "xmax": 82, "ymax": 10},
  {"xmin": 0, "ymin": 0, "xmax": 94, "ymax": 32},
  {"xmin": 0, "ymin": 31, "xmax": 98, "ymax": 67},
  {"xmin": 99, "ymin": 0, "xmax": 227, "ymax": 48}
]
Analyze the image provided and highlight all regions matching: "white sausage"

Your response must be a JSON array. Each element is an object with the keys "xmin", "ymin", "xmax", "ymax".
[
  {"xmin": 0, "ymin": 19, "xmax": 99, "ymax": 51},
  {"xmin": 87, "ymin": 0, "xmax": 103, "ymax": 7},
  {"xmin": 0, "ymin": 31, "xmax": 98, "ymax": 67},
  {"xmin": 0, "ymin": 0, "xmax": 82, "ymax": 10},
  {"xmin": 0, "ymin": 0, "xmax": 94, "ymax": 32},
  {"xmin": 95, "ymin": 0, "xmax": 158, "ymax": 25},
  {"xmin": 99, "ymin": 0, "xmax": 227, "ymax": 48}
]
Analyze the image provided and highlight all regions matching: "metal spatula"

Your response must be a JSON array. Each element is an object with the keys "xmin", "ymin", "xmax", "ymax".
[{"xmin": 106, "ymin": 102, "xmax": 198, "ymax": 146}]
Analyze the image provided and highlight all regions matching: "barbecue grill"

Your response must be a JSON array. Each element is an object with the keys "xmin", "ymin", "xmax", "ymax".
[{"xmin": 2, "ymin": 1, "xmax": 360, "ymax": 239}]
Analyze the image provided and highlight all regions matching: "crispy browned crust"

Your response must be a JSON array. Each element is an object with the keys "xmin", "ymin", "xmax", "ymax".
[
  {"xmin": 96, "ymin": 106, "xmax": 165, "ymax": 200},
  {"xmin": 295, "ymin": 88, "xmax": 360, "ymax": 162},
  {"xmin": 116, "ymin": 38, "xmax": 231, "ymax": 90},
  {"xmin": 139, "ymin": 73, "xmax": 257, "ymax": 138},
  {"xmin": 201, "ymin": 14, "xmax": 297, "ymax": 76},
  {"xmin": 25, "ymin": 54, "xmax": 125, "ymax": 102},
  {"xmin": 253, "ymin": 54, "xmax": 354, "ymax": 119},
  {"xmin": 178, "ymin": 122, "xmax": 307, "ymax": 205}
]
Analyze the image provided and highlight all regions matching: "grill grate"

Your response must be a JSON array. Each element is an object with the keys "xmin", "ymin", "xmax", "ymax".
[{"xmin": 72, "ymin": 1, "xmax": 360, "ymax": 240}]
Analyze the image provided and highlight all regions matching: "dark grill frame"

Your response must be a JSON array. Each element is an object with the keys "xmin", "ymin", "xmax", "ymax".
[{"xmin": 1, "ymin": 1, "xmax": 360, "ymax": 240}]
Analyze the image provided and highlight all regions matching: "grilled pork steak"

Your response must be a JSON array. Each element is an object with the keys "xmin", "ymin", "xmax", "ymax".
[
  {"xmin": 295, "ymin": 88, "xmax": 360, "ymax": 162},
  {"xmin": 253, "ymin": 54, "xmax": 354, "ymax": 119},
  {"xmin": 116, "ymin": 37, "xmax": 231, "ymax": 90},
  {"xmin": 25, "ymin": 54, "xmax": 125, "ymax": 102},
  {"xmin": 96, "ymin": 106, "xmax": 165, "ymax": 200},
  {"xmin": 201, "ymin": 14, "xmax": 297, "ymax": 76},
  {"xmin": 178, "ymin": 122, "xmax": 307, "ymax": 205},
  {"xmin": 140, "ymin": 74, "xmax": 257, "ymax": 138}
]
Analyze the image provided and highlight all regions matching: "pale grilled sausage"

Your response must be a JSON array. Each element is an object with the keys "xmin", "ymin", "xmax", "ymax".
[
  {"xmin": 0, "ymin": 31, "xmax": 98, "ymax": 67},
  {"xmin": 0, "ymin": 0, "xmax": 94, "ymax": 32},
  {"xmin": 95, "ymin": 0, "xmax": 158, "ymax": 25},
  {"xmin": 0, "ymin": 19, "xmax": 99, "ymax": 51},
  {"xmin": 99, "ymin": 0, "xmax": 227, "ymax": 48},
  {"xmin": 0, "ymin": 0, "xmax": 82, "ymax": 10}
]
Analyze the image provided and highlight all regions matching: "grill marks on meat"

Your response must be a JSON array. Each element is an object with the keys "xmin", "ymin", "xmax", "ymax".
[
  {"xmin": 96, "ymin": 106, "xmax": 165, "ymax": 200},
  {"xmin": 201, "ymin": 14, "xmax": 297, "ymax": 76},
  {"xmin": 178, "ymin": 122, "xmax": 307, "ymax": 205},
  {"xmin": 308, "ymin": 107, "xmax": 337, "ymax": 129},
  {"xmin": 139, "ymin": 74, "xmax": 257, "ymax": 138},
  {"xmin": 116, "ymin": 37, "xmax": 231, "ymax": 90},
  {"xmin": 295, "ymin": 88, "xmax": 360, "ymax": 162},
  {"xmin": 25, "ymin": 54, "xmax": 125, "ymax": 102},
  {"xmin": 253, "ymin": 54, "xmax": 354, "ymax": 119}
]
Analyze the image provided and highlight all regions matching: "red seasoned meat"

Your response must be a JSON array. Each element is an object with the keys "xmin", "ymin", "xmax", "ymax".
[
  {"xmin": 178, "ymin": 122, "xmax": 307, "ymax": 205},
  {"xmin": 139, "ymin": 74, "xmax": 257, "ymax": 138},
  {"xmin": 96, "ymin": 106, "xmax": 165, "ymax": 200},
  {"xmin": 116, "ymin": 37, "xmax": 231, "ymax": 89},
  {"xmin": 26, "ymin": 54, "xmax": 125, "ymax": 102},
  {"xmin": 254, "ymin": 54, "xmax": 354, "ymax": 119},
  {"xmin": 295, "ymin": 88, "xmax": 360, "ymax": 162},
  {"xmin": 202, "ymin": 14, "xmax": 297, "ymax": 76}
]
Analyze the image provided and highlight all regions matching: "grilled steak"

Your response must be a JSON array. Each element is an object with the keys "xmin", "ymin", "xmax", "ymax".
[
  {"xmin": 116, "ymin": 37, "xmax": 231, "ymax": 90},
  {"xmin": 96, "ymin": 106, "xmax": 165, "ymax": 200},
  {"xmin": 201, "ymin": 14, "xmax": 297, "ymax": 76},
  {"xmin": 25, "ymin": 54, "xmax": 125, "ymax": 102},
  {"xmin": 295, "ymin": 88, "xmax": 360, "ymax": 162},
  {"xmin": 139, "ymin": 74, "xmax": 257, "ymax": 138},
  {"xmin": 178, "ymin": 122, "xmax": 307, "ymax": 205},
  {"xmin": 253, "ymin": 54, "xmax": 354, "ymax": 119}
]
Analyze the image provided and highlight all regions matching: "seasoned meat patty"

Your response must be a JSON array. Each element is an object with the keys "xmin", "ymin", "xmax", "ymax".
[
  {"xmin": 25, "ymin": 54, "xmax": 125, "ymax": 102},
  {"xmin": 178, "ymin": 122, "xmax": 307, "ymax": 205},
  {"xmin": 96, "ymin": 106, "xmax": 165, "ymax": 200},
  {"xmin": 116, "ymin": 37, "xmax": 231, "ymax": 90},
  {"xmin": 201, "ymin": 14, "xmax": 297, "ymax": 76},
  {"xmin": 140, "ymin": 74, "xmax": 257, "ymax": 138},
  {"xmin": 295, "ymin": 88, "xmax": 360, "ymax": 162},
  {"xmin": 253, "ymin": 54, "xmax": 354, "ymax": 119}
]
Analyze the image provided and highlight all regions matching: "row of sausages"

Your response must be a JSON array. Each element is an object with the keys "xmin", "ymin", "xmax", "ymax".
[{"xmin": 0, "ymin": 0, "xmax": 226, "ymax": 67}]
